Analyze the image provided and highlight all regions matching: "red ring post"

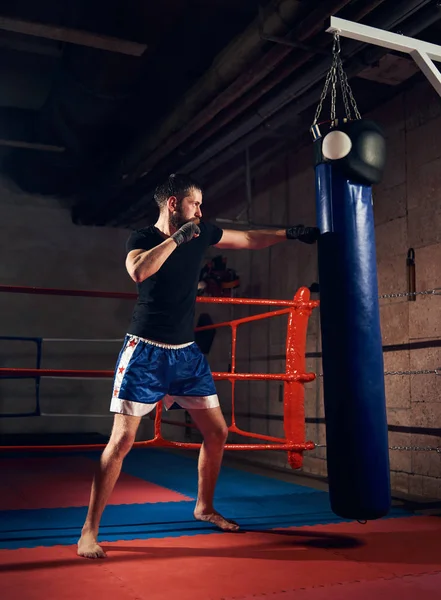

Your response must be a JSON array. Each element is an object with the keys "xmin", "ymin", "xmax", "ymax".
[{"xmin": 284, "ymin": 288, "xmax": 317, "ymax": 469}]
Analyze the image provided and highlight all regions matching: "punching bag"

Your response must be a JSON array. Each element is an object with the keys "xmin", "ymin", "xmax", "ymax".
[{"xmin": 314, "ymin": 119, "xmax": 391, "ymax": 520}]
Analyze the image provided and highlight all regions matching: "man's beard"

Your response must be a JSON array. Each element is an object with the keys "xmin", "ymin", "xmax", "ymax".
[{"xmin": 170, "ymin": 208, "xmax": 200, "ymax": 230}]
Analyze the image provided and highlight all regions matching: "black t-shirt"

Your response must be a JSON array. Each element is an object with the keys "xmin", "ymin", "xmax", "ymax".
[{"xmin": 126, "ymin": 221, "xmax": 223, "ymax": 344}]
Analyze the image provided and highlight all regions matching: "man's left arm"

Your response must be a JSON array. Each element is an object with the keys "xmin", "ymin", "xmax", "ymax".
[{"xmin": 214, "ymin": 225, "xmax": 320, "ymax": 250}]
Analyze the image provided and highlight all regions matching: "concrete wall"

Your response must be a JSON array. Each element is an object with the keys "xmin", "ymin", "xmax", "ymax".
[
  {"xmin": 0, "ymin": 173, "xmax": 138, "ymax": 440},
  {"xmin": 205, "ymin": 80, "xmax": 441, "ymax": 500}
]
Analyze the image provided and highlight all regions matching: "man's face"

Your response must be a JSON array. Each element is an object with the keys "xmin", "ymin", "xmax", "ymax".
[{"xmin": 169, "ymin": 188, "xmax": 203, "ymax": 229}]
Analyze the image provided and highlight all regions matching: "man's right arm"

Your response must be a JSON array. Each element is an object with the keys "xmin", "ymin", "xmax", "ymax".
[
  {"xmin": 126, "ymin": 221, "xmax": 200, "ymax": 283},
  {"xmin": 126, "ymin": 238, "xmax": 177, "ymax": 283}
]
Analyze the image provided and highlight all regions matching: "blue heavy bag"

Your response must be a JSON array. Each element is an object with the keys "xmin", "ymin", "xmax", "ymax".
[{"xmin": 314, "ymin": 119, "xmax": 391, "ymax": 520}]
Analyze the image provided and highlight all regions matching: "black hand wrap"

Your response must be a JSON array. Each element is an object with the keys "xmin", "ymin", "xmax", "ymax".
[
  {"xmin": 286, "ymin": 225, "xmax": 320, "ymax": 244},
  {"xmin": 171, "ymin": 221, "xmax": 201, "ymax": 246}
]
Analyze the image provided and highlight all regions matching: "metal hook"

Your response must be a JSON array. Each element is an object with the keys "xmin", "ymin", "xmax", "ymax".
[{"xmin": 333, "ymin": 32, "xmax": 341, "ymax": 55}]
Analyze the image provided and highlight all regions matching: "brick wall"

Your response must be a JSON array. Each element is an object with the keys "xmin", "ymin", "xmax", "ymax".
[{"xmin": 208, "ymin": 80, "xmax": 441, "ymax": 499}]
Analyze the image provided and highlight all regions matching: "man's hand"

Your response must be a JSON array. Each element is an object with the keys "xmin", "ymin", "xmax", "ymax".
[
  {"xmin": 286, "ymin": 225, "xmax": 320, "ymax": 244},
  {"xmin": 172, "ymin": 222, "xmax": 201, "ymax": 246}
]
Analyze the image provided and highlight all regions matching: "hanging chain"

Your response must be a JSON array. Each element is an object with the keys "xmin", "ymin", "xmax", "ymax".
[
  {"xmin": 313, "ymin": 34, "xmax": 340, "ymax": 125},
  {"xmin": 313, "ymin": 39, "xmax": 338, "ymax": 126},
  {"xmin": 330, "ymin": 59, "xmax": 338, "ymax": 123},
  {"xmin": 385, "ymin": 368, "xmax": 440, "ymax": 376},
  {"xmin": 317, "ymin": 368, "xmax": 440, "ymax": 377},
  {"xmin": 310, "ymin": 281, "xmax": 441, "ymax": 453},
  {"xmin": 389, "ymin": 445, "xmax": 441, "ymax": 454},
  {"xmin": 314, "ymin": 284, "xmax": 441, "ymax": 378},
  {"xmin": 335, "ymin": 34, "xmax": 352, "ymax": 120},
  {"xmin": 312, "ymin": 33, "xmax": 361, "ymax": 127},
  {"xmin": 379, "ymin": 287, "xmax": 441, "ymax": 299},
  {"xmin": 338, "ymin": 61, "xmax": 361, "ymax": 120},
  {"xmin": 312, "ymin": 444, "xmax": 441, "ymax": 453},
  {"xmin": 312, "ymin": 70, "xmax": 331, "ymax": 125}
]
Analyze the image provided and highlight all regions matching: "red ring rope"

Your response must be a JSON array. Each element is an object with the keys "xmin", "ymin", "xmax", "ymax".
[{"xmin": 0, "ymin": 284, "xmax": 320, "ymax": 461}]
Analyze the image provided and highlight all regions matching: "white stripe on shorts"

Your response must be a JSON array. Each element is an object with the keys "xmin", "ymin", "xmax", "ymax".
[
  {"xmin": 112, "ymin": 336, "xmax": 140, "ymax": 399},
  {"xmin": 110, "ymin": 394, "xmax": 220, "ymax": 417}
]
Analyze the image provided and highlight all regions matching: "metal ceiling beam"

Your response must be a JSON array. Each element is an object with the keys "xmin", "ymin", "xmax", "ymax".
[
  {"xmin": 0, "ymin": 16, "xmax": 147, "ymax": 56},
  {"xmin": 328, "ymin": 16, "xmax": 441, "ymax": 96},
  {"xmin": 0, "ymin": 31, "xmax": 62, "ymax": 56},
  {"xmin": 327, "ymin": 15, "xmax": 441, "ymax": 61},
  {"xmin": 0, "ymin": 108, "xmax": 65, "ymax": 152},
  {"xmin": 119, "ymin": 0, "xmax": 306, "ymax": 181},
  {"xmin": 0, "ymin": 139, "xmax": 64, "ymax": 152},
  {"xmin": 411, "ymin": 49, "xmax": 441, "ymax": 96}
]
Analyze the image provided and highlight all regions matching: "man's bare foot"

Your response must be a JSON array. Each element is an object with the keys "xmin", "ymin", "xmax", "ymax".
[
  {"xmin": 194, "ymin": 509, "xmax": 240, "ymax": 532},
  {"xmin": 77, "ymin": 531, "xmax": 107, "ymax": 559}
]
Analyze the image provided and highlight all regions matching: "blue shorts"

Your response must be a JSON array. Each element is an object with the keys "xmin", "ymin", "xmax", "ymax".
[{"xmin": 110, "ymin": 334, "xmax": 219, "ymax": 417}]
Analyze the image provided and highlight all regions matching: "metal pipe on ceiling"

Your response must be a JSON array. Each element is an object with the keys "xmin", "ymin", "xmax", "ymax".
[
  {"xmin": 74, "ymin": 0, "xmax": 386, "ymax": 225},
  {"xmin": 115, "ymin": 0, "xmax": 441, "ymax": 226},
  {"xmin": 193, "ymin": 1, "xmax": 441, "ymax": 184},
  {"xmin": 127, "ymin": 0, "xmax": 389, "ymax": 181},
  {"xmin": 122, "ymin": 0, "xmax": 354, "ymax": 183},
  {"xmin": 118, "ymin": 138, "xmax": 289, "ymax": 227},
  {"xmin": 176, "ymin": 0, "xmax": 437, "ymax": 176},
  {"xmin": 117, "ymin": 0, "xmax": 303, "ymax": 180},
  {"xmin": 182, "ymin": 0, "xmax": 391, "ymax": 153}
]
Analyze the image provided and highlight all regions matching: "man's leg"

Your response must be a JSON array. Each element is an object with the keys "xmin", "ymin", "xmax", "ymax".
[
  {"xmin": 77, "ymin": 413, "xmax": 141, "ymax": 558},
  {"xmin": 187, "ymin": 405, "xmax": 239, "ymax": 531}
]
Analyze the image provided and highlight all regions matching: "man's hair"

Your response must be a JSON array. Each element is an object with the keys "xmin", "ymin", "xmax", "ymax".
[{"xmin": 153, "ymin": 173, "xmax": 203, "ymax": 209}]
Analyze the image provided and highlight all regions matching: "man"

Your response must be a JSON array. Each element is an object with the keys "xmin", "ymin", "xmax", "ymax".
[{"xmin": 78, "ymin": 173, "xmax": 319, "ymax": 558}]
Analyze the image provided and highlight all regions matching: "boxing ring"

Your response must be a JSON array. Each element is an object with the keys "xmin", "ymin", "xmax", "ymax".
[
  {"xmin": 0, "ymin": 283, "xmax": 318, "ymax": 466},
  {"xmin": 0, "ymin": 281, "xmax": 440, "ymax": 600}
]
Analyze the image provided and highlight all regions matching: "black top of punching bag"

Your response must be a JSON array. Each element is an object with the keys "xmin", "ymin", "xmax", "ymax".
[{"xmin": 314, "ymin": 119, "xmax": 387, "ymax": 186}]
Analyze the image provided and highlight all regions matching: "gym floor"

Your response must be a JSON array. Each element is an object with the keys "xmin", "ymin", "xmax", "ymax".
[{"xmin": 1, "ymin": 448, "xmax": 440, "ymax": 600}]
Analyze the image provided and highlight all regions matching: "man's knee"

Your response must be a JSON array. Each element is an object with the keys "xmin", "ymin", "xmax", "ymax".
[
  {"xmin": 108, "ymin": 432, "xmax": 135, "ymax": 459},
  {"xmin": 107, "ymin": 415, "xmax": 140, "ymax": 459},
  {"xmin": 203, "ymin": 422, "xmax": 228, "ymax": 446}
]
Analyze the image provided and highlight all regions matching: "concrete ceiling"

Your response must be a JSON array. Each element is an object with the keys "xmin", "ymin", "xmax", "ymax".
[{"xmin": 0, "ymin": 0, "xmax": 439, "ymax": 226}]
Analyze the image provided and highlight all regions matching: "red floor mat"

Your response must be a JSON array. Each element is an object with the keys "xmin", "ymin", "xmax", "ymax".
[
  {"xmin": 1, "ymin": 516, "xmax": 439, "ymax": 600},
  {"xmin": 229, "ymin": 572, "xmax": 441, "ymax": 600},
  {"xmin": 0, "ymin": 457, "xmax": 192, "ymax": 510}
]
